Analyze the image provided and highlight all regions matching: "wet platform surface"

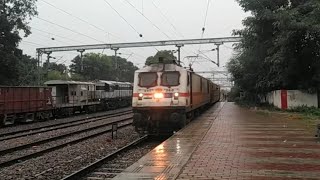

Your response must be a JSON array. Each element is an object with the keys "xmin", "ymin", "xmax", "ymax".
[{"xmin": 114, "ymin": 103, "xmax": 320, "ymax": 180}]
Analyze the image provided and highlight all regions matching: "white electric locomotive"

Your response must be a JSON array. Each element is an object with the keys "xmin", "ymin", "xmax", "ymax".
[{"xmin": 132, "ymin": 61, "xmax": 220, "ymax": 134}]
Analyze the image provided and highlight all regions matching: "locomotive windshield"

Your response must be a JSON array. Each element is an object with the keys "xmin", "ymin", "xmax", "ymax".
[
  {"xmin": 161, "ymin": 72, "xmax": 180, "ymax": 86},
  {"xmin": 139, "ymin": 72, "xmax": 158, "ymax": 87}
]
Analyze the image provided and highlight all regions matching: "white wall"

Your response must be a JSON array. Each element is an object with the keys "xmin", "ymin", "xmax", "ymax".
[
  {"xmin": 287, "ymin": 90, "xmax": 318, "ymax": 109},
  {"xmin": 266, "ymin": 90, "xmax": 318, "ymax": 109}
]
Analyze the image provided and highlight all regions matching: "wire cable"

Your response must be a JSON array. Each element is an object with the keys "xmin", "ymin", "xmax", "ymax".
[
  {"xmin": 124, "ymin": 0, "xmax": 172, "ymax": 40},
  {"xmin": 198, "ymin": 0, "xmax": 212, "ymax": 54},
  {"xmin": 202, "ymin": 0, "xmax": 211, "ymax": 38},
  {"xmin": 102, "ymin": 0, "xmax": 141, "ymax": 37},
  {"xmin": 151, "ymin": 0, "xmax": 185, "ymax": 39},
  {"xmin": 32, "ymin": 33, "xmax": 72, "ymax": 45},
  {"xmin": 102, "ymin": 0, "xmax": 160, "ymax": 52},
  {"xmin": 39, "ymin": 0, "xmax": 150, "ymax": 58},
  {"xmin": 39, "ymin": 0, "xmax": 122, "ymax": 41},
  {"xmin": 35, "ymin": 17, "xmax": 105, "ymax": 43},
  {"xmin": 32, "ymin": 27, "xmax": 87, "ymax": 44},
  {"xmin": 21, "ymin": 40, "xmax": 46, "ymax": 47}
]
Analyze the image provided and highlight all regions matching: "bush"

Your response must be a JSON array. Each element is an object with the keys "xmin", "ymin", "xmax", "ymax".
[{"xmin": 288, "ymin": 106, "xmax": 320, "ymax": 117}]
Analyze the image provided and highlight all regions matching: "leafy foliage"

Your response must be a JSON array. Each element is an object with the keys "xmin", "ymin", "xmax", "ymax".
[
  {"xmin": 228, "ymin": 0, "xmax": 320, "ymax": 99},
  {"xmin": 0, "ymin": 0, "xmax": 38, "ymax": 85},
  {"xmin": 70, "ymin": 53, "xmax": 138, "ymax": 82},
  {"xmin": 17, "ymin": 55, "xmax": 38, "ymax": 86},
  {"xmin": 145, "ymin": 50, "xmax": 177, "ymax": 65}
]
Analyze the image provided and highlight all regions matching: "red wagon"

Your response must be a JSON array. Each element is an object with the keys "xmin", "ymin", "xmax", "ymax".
[{"xmin": 0, "ymin": 87, "xmax": 53, "ymax": 125}]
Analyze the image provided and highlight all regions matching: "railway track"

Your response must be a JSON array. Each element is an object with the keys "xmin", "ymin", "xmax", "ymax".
[
  {"xmin": 61, "ymin": 135, "xmax": 163, "ymax": 180},
  {"xmin": 0, "ymin": 117, "xmax": 133, "ymax": 168},
  {"xmin": 0, "ymin": 110, "xmax": 132, "ymax": 141}
]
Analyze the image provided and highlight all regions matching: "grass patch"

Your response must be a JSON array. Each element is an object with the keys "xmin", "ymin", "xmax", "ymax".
[{"xmin": 287, "ymin": 106, "xmax": 320, "ymax": 117}]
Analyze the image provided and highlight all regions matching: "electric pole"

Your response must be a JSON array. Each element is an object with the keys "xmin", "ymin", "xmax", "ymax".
[
  {"xmin": 77, "ymin": 49, "xmax": 85, "ymax": 72},
  {"xmin": 176, "ymin": 44, "xmax": 184, "ymax": 66},
  {"xmin": 112, "ymin": 48, "xmax": 119, "ymax": 81}
]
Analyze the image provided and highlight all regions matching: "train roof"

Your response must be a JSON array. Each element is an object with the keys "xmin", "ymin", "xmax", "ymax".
[
  {"xmin": 45, "ymin": 80, "xmax": 95, "ymax": 85},
  {"xmin": 97, "ymin": 80, "xmax": 132, "ymax": 86},
  {"xmin": 136, "ymin": 63, "xmax": 187, "ymax": 73}
]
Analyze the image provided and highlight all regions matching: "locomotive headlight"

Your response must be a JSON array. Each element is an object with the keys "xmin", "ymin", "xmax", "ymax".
[
  {"xmin": 138, "ymin": 93, "xmax": 143, "ymax": 100},
  {"xmin": 154, "ymin": 93, "xmax": 164, "ymax": 99},
  {"xmin": 174, "ymin": 92, "xmax": 179, "ymax": 100}
]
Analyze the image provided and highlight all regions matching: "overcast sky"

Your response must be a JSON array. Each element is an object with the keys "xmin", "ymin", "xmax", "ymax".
[{"xmin": 20, "ymin": 0, "xmax": 249, "ymax": 77}]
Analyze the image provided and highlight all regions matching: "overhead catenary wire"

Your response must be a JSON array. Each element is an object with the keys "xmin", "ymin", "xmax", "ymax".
[
  {"xmin": 202, "ymin": 0, "xmax": 211, "ymax": 39},
  {"xmin": 31, "ymin": 33, "xmax": 72, "ymax": 45},
  {"xmin": 39, "ymin": 0, "xmax": 122, "ymax": 41},
  {"xmin": 102, "ymin": 0, "xmax": 142, "ymax": 38},
  {"xmin": 38, "ymin": 0, "xmax": 149, "ymax": 59},
  {"xmin": 33, "ymin": 25, "xmax": 147, "ymax": 59},
  {"xmin": 22, "ymin": 40, "xmax": 46, "ymax": 47},
  {"xmin": 197, "ymin": 0, "xmax": 216, "ymax": 65},
  {"xmin": 31, "ymin": 27, "xmax": 88, "ymax": 44},
  {"xmin": 102, "ymin": 0, "xmax": 159, "ymax": 52},
  {"xmin": 151, "ymin": 0, "xmax": 185, "ymax": 39},
  {"xmin": 124, "ymin": 0, "xmax": 172, "ymax": 40},
  {"xmin": 123, "ymin": 0, "xmax": 202, "ymax": 58},
  {"xmin": 35, "ymin": 17, "xmax": 105, "ymax": 43},
  {"xmin": 150, "ymin": 0, "xmax": 204, "ymax": 58}
]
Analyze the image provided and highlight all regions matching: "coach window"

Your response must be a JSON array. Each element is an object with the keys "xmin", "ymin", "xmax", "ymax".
[
  {"xmin": 139, "ymin": 72, "xmax": 158, "ymax": 87},
  {"xmin": 105, "ymin": 84, "xmax": 110, "ymax": 92},
  {"xmin": 161, "ymin": 72, "xmax": 180, "ymax": 87}
]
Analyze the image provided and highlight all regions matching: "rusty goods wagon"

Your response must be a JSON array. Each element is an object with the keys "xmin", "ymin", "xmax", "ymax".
[{"xmin": 0, "ymin": 87, "xmax": 53, "ymax": 125}]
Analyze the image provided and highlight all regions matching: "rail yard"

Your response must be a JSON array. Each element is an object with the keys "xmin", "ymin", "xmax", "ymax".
[{"xmin": 1, "ymin": 0, "xmax": 320, "ymax": 179}]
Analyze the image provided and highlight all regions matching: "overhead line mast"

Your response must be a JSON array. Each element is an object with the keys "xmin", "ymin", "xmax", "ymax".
[
  {"xmin": 36, "ymin": 37, "xmax": 241, "ymax": 84},
  {"xmin": 37, "ymin": 37, "xmax": 241, "ymax": 53}
]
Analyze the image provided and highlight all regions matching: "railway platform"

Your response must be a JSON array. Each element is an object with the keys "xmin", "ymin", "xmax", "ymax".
[{"xmin": 113, "ymin": 102, "xmax": 320, "ymax": 180}]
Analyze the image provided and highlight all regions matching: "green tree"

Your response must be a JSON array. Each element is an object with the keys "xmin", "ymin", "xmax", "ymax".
[
  {"xmin": 0, "ymin": 0, "xmax": 38, "ymax": 85},
  {"xmin": 17, "ymin": 55, "xmax": 38, "ymax": 86},
  {"xmin": 228, "ymin": 0, "xmax": 320, "ymax": 102},
  {"xmin": 47, "ymin": 70, "xmax": 69, "ymax": 81},
  {"xmin": 145, "ymin": 50, "xmax": 177, "ymax": 65},
  {"xmin": 69, "ymin": 53, "xmax": 138, "ymax": 82}
]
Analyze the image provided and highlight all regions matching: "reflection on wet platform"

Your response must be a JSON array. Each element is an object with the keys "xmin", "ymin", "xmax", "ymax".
[{"xmin": 113, "ymin": 103, "xmax": 223, "ymax": 180}]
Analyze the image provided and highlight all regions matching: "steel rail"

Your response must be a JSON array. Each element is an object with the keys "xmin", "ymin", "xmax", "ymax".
[
  {"xmin": 0, "ymin": 117, "xmax": 132, "ymax": 155},
  {"xmin": 61, "ymin": 135, "xmax": 148, "ymax": 180},
  {"xmin": 0, "ymin": 111, "xmax": 132, "ymax": 141},
  {"xmin": 0, "ymin": 121, "xmax": 134, "ymax": 168},
  {"xmin": 0, "ymin": 109, "xmax": 132, "ymax": 138}
]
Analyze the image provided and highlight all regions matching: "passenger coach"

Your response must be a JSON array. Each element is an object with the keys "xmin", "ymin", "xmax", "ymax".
[{"xmin": 132, "ymin": 61, "xmax": 220, "ymax": 134}]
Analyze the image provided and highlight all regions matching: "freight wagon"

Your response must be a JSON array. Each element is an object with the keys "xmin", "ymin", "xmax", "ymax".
[
  {"xmin": 0, "ymin": 87, "xmax": 53, "ymax": 125},
  {"xmin": 0, "ymin": 80, "xmax": 133, "ymax": 126}
]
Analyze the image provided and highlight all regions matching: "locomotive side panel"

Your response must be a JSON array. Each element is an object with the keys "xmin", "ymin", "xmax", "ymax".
[{"xmin": 190, "ymin": 74, "xmax": 211, "ymax": 110}]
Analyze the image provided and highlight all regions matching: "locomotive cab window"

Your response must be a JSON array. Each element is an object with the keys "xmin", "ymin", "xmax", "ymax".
[
  {"xmin": 161, "ymin": 72, "xmax": 180, "ymax": 87},
  {"xmin": 96, "ymin": 86, "xmax": 105, "ymax": 91},
  {"xmin": 105, "ymin": 84, "xmax": 110, "ymax": 92},
  {"xmin": 139, "ymin": 72, "xmax": 158, "ymax": 87}
]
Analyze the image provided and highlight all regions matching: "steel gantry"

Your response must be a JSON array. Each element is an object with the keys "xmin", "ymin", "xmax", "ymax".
[
  {"xmin": 36, "ymin": 37, "xmax": 242, "ymax": 53},
  {"xmin": 36, "ymin": 37, "xmax": 242, "ymax": 85}
]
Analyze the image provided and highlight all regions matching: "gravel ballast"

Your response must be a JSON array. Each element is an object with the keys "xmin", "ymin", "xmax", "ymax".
[{"xmin": 0, "ymin": 126, "xmax": 140, "ymax": 180}]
